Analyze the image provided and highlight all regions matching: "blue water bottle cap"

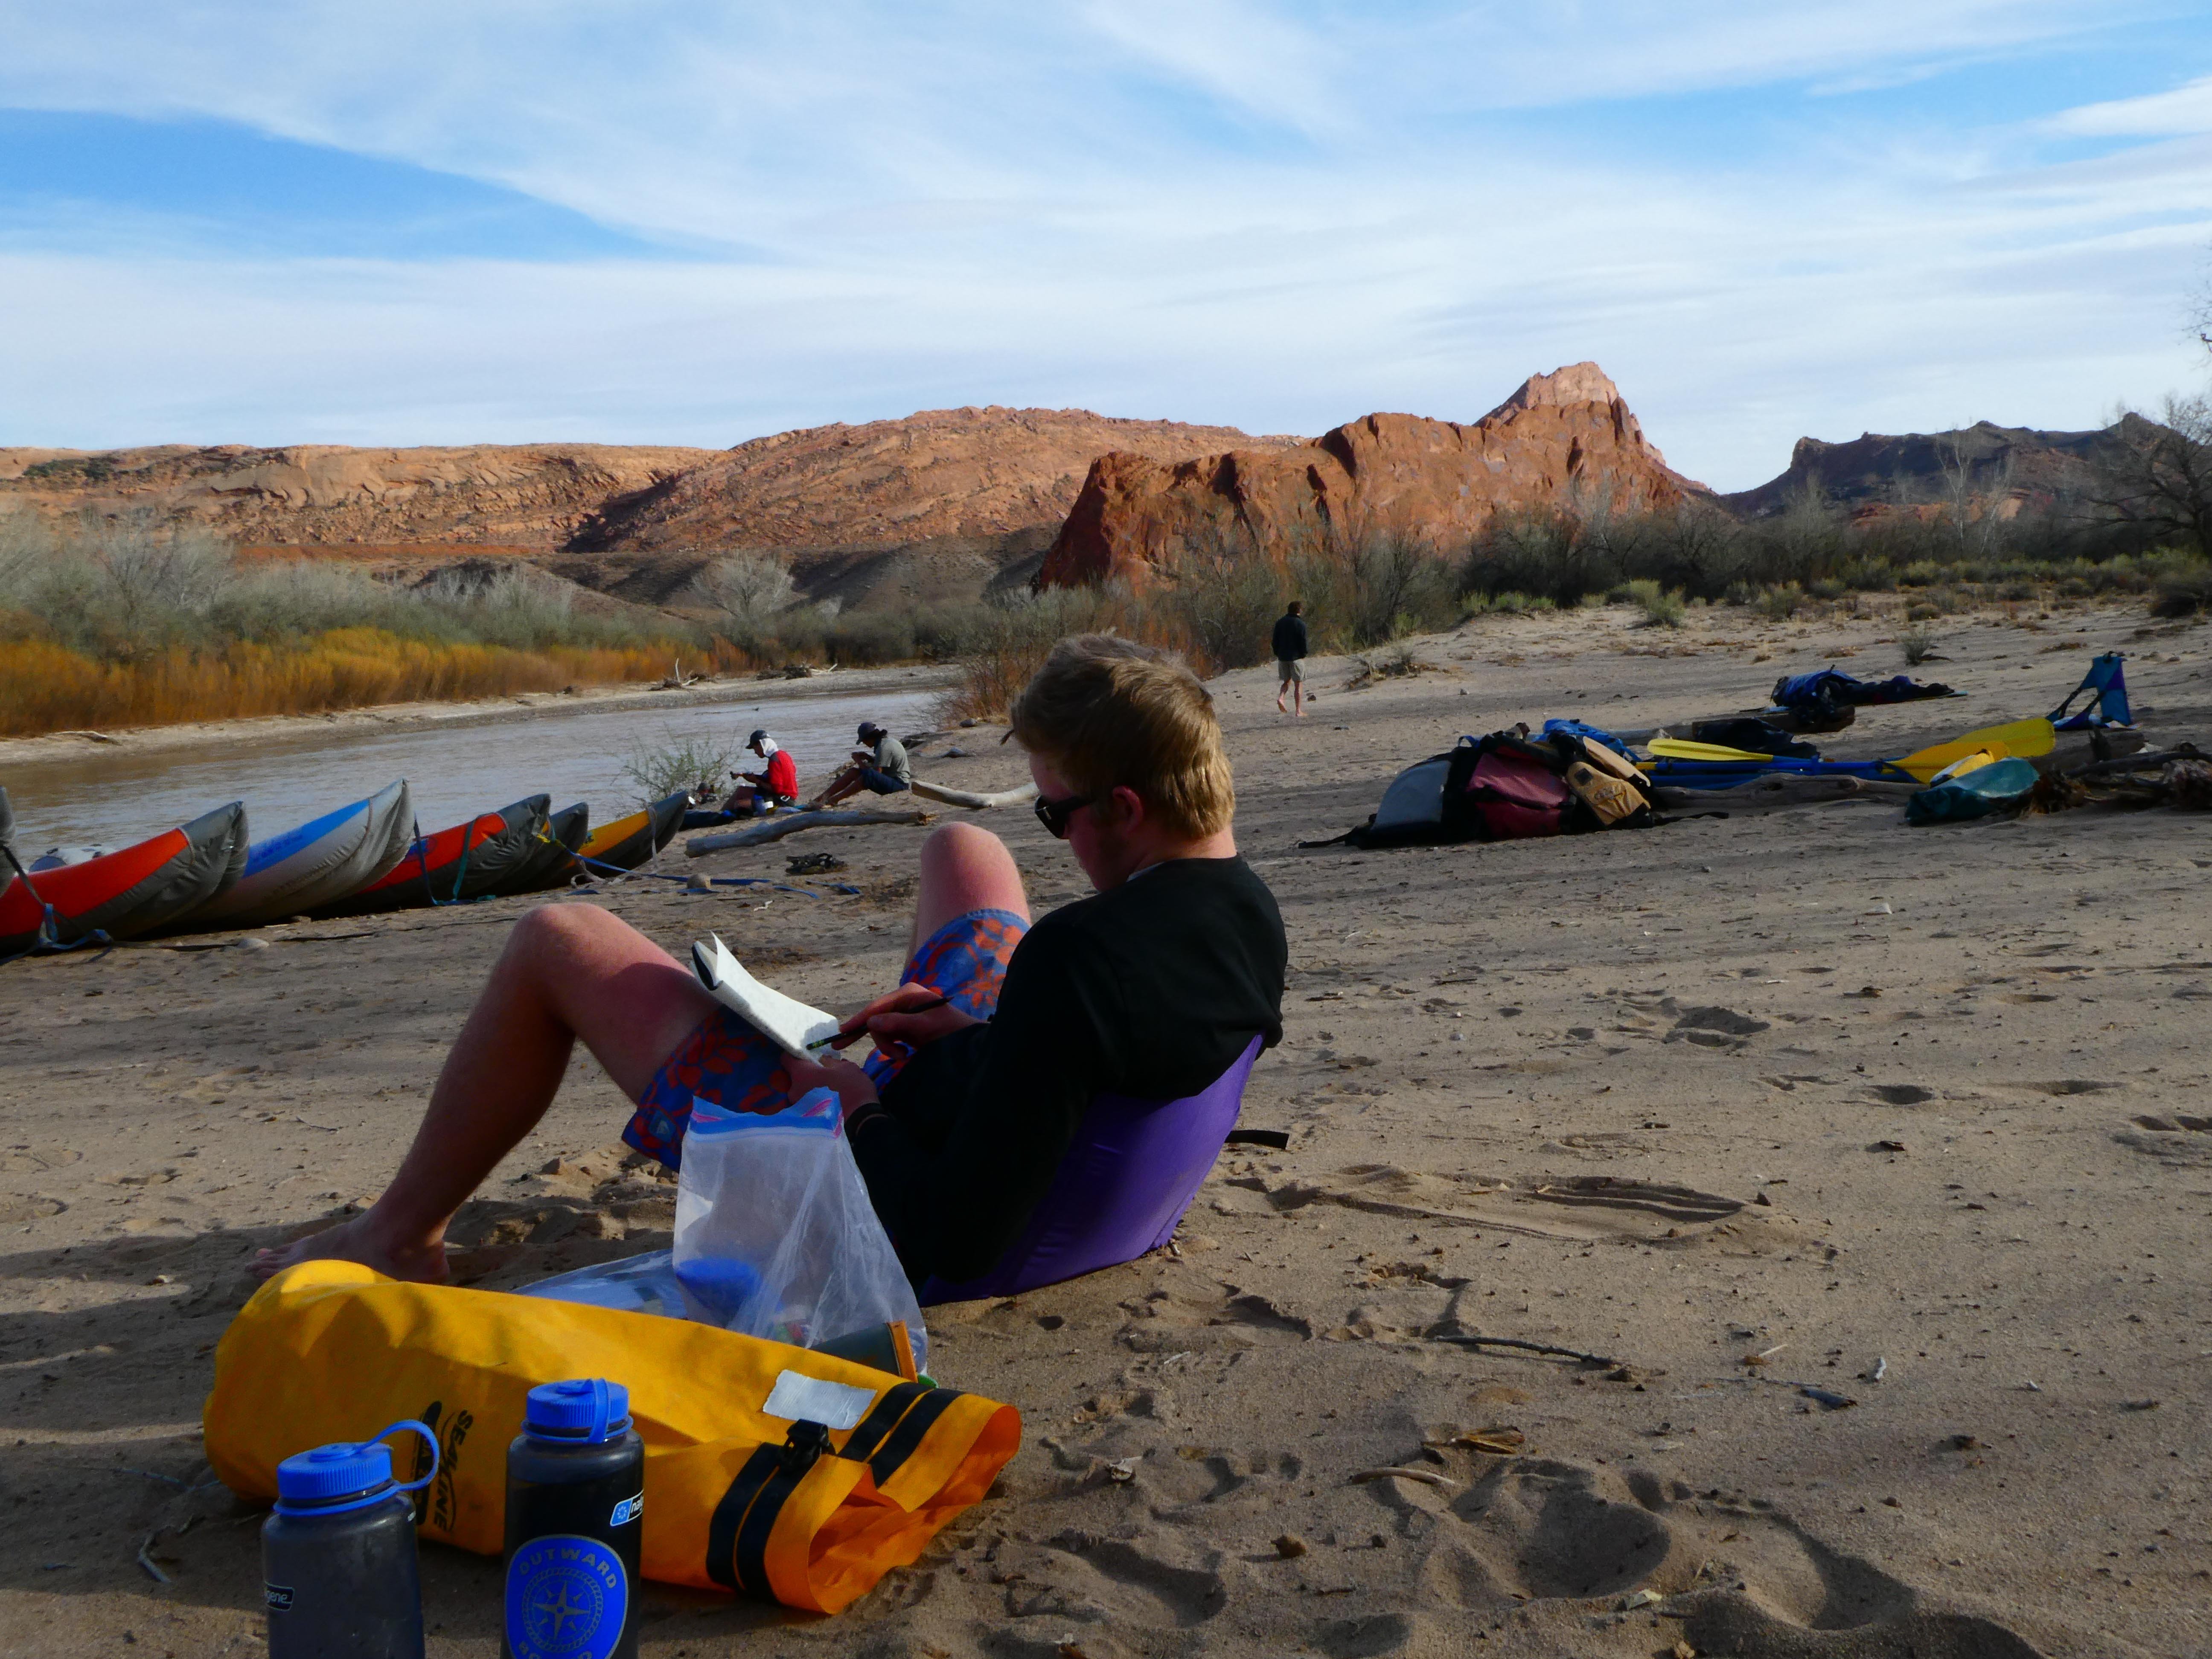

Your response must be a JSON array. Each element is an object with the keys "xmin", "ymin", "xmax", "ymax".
[
  {"xmin": 523, "ymin": 1378, "xmax": 632, "ymax": 1444},
  {"xmin": 273, "ymin": 1420, "xmax": 439, "ymax": 1515}
]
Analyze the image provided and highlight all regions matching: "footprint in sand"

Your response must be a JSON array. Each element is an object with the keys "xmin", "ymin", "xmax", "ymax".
[
  {"xmin": 1865, "ymin": 1084, "xmax": 1935, "ymax": 1106},
  {"xmin": 998, "ymin": 1529, "xmax": 1228, "ymax": 1631},
  {"xmin": 1362, "ymin": 1455, "xmax": 2042, "ymax": 1658},
  {"xmin": 2116, "ymin": 1115, "xmax": 2212, "ymax": 1168}
]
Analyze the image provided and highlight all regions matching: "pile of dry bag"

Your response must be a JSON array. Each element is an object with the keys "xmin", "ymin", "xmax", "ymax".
[{"xmin": 1310, "ymin": 725, "xmax": 1656, "ymax": 850}]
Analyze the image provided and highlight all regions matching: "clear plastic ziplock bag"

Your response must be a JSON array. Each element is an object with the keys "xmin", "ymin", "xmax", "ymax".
[
  {"xmin": 521, "ymin": 1089, "xmax": 927, "ymax": 1373},
  {"xmin": 682, "ymin": 1087, "xmax": 927, "ymax": 1368}
]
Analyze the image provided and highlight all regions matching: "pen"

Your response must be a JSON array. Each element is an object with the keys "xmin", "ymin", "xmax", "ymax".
[{"xmin": 806, "ymin": 995, "xmax": 953, "ymax": 1050}]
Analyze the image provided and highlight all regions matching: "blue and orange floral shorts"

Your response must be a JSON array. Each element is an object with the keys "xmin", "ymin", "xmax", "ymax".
[{"xmin": 620, "ymin": 907, "xmax": 1028, "ymax": 1170}]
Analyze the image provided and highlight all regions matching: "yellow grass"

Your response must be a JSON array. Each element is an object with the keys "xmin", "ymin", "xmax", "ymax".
[{"xmin": 0, "ymin": 629, "xmax": 709, "ymax": 738}]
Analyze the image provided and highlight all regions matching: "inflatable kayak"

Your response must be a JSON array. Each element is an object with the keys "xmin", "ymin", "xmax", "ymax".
[
  {"xmin": 573, "ymin": 790, "xmax": 690, "ymax": 876},
  {"xmin": 487, "ymin": 801, "xmax": 591, "ymax": 897},
  {"xmin": 191, "ymin": 780, "xmax": 415, "ymax": 930},
  {"xmin": 1, "ymin": 801, "xmax": 247, "ymax": 957},
  {"xmin": 311, "ymin": 795, "xmax": 550, "ymax": 918}
]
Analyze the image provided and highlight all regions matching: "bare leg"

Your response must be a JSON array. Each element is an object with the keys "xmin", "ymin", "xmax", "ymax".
[
  {"xmin": 254, "ymin": 904, "xmax": 715, "ymax": 1282},
  {"xmin": 907, "ymin": 822, "xmax": 1029, "ymax": 957},
  {"xmin": 811, "ymin": 766, "xmax": 862, "ymax": 809},
  {"xmin": 1277, "ymin": 676, "xmax": 1288, "ymax": 713},
  {"xmin": 1294, "ymin": 676, "xmax": 1305, "ymax": 717}
]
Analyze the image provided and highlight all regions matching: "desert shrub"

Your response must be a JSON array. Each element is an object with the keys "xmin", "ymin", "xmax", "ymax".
[
  {"xmin": 1279, "ymin": 528, "xmax": 1458, "ymax": 651},
  {"xmin": 1345, "ymin": 641, "xmax": 1430, "ymax": 686},
  {"xmin": 2151, "ymin": 557, "xmax": 2212, "ymax": 617},
  {"xmin": 0, "ymin": 509, "xmax": 54, "ymax": 606},
  {"xmin": 1755, "ymin": 584, "xmax": 1804, "ymax": 620},
  {"xmin": 1480, "ymin": 590, "xmax": 1553, "ymax": 615},
  {"xmin": 692, "ymin": 550, "xmax": 798, "ymax": 651},
  {"xmin": 1618, "ymin": 578, "xmax": 1685, "ymax": 627},
  {"xmin": 0, "ymin": 631, "xmax": 684, "ymax": 738},
  {"xmin": 1461, "ymin": 508, "xmax": 1617, "ymax": 608},
  {"xmin": 0, "ymin": 516, "xmax": 706, "ymax": 734},
  {"xmin": 618, "ymin": 728, "xmax": 741, "ymax": 807},
  {"xmin": 1900, "ymin": 626, "xmax": 1939, "ymax": 664},
  {"xmin": 1165, "ymin": 525, "xmax": 1288, "ymax": 669},
  {"xmin": 824, "ymin": 609, "xmax": 917, "ymax": 665},
  {"xmin": 934, "ymin": 585, "xmax": 1139, "ymax": 724}
]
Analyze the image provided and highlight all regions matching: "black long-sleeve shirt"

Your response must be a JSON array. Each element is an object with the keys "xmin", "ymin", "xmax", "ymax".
[
  {"xmin": 1271, "ymin": 613, "xmax": 1309, "ymax": 661},
  {"xmin": 850, "ymin": 857, "xmax": 1286, "ymax": 1284}
]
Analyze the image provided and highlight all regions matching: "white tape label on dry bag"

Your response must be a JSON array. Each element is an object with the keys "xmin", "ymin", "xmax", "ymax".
[{"xmin": 762, "ymin": 1370, "xmax": 874, "ymax": 1430}]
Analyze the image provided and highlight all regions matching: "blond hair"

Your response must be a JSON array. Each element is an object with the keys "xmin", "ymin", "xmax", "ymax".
[{"xmin": 1010, "ymin": 635, "xmax": 1234, "ymax": 839}]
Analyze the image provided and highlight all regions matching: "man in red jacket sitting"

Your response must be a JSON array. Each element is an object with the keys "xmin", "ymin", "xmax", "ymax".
[{"xmin": 720, "ymin": 729, "xmax": 799, "ymax": 817}]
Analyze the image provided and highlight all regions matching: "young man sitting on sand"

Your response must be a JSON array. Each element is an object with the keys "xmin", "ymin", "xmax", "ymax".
[
  {"xmin": 809, "ymin": 721, "xmax": 913, "ymax": 809},
  {"xmin": 258, "ymin": 636, "xmax": 1286, "ymax": 1290}
]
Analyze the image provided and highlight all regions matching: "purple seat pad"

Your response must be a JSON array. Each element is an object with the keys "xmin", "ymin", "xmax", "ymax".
[{"xmin": 919, "ymin": 1035, "xmax": 1263, "ymax": 1305}]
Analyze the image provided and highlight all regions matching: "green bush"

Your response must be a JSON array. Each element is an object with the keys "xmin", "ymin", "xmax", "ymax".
[
  {"xmin": 2151, "ymin": 559, "xmax": 2212, "ymax": 617},
  {"xmin": 1618, "ymin": 578, "xmax": 1685, "ymax": 627},
  {"xmin": 1754, "ymin": 584, "xmax": 1804, "ymax": 620},
  {"xmin": 619, "ymin": 728, "xmax": 739, "ymax": 808}
]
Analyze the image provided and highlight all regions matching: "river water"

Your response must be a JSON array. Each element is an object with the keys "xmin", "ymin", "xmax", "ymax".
[{"xmin": 2, "ymin": 681, "xmax": 945, "ymax": 856}]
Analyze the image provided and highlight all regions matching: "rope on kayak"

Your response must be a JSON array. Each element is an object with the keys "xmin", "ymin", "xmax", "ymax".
[
  {"xmin": 0, "ymin": 841, "xmax": 114, "ymax": 965},
  {"xmin": 439, "ymin": 814, "xmax": 482, "ymax": 906}
]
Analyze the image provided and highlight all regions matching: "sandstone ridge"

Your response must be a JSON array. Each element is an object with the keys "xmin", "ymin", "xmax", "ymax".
[
  {"xmin": 0, "ymin": 444, "xmax": 715, "ymax": 549},
  {"xmin": 567, "ymin": 404, "xmax": 1304, "ymax": 556},
  {"xmin": 1036, "ymin": 363, "xmax": 1705, "ymax": 589},
  {"xmin": 1720, "ymin": 417, "xmax": 2144, "ymax": 519}
]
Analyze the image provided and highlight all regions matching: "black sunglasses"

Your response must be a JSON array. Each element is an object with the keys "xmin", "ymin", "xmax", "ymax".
[{"xmin": 1033, "ymin": 790, "xmax": 1096, "ymax": 839}]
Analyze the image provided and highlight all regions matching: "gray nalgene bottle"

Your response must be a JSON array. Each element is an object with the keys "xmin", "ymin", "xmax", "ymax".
[
  {"xmin": 261, "ymin": 1419, "xmax": 439, "ymax": 1659},
  {"xmin": 502, "ymin": 1378, "xmax": 644, "ymax": 1659}
]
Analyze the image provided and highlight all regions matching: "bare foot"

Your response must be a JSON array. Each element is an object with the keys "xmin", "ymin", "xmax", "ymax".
[{"xmin": 253, "ymin": 1211, "xmax": 450, "ymax": 1285}]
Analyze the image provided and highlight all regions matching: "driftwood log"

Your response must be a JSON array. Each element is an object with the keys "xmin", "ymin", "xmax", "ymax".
[
  {"xmin": 685, "ymin": 808, "xmax": 931, "ymax": 854},
  {"xmin": 2064, "ymin": 742, "xmax": 2201, "ymax": 780},
  {"xmin": 2037, "ymin": 728, "xmax": 2148, "ymax": 777},
  {"xmin": 1651, "ymin": 774, "xmax": 1920, "ymax": 812},
  {"xmin": 908, "ymin": 779, "xmax": 1040, "ymax": 810}
]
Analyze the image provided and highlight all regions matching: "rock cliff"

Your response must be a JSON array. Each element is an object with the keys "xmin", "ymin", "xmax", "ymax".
[
  {"xmin": 1036, "ymin": 364, "xmax": 1704, "ymax": 589},
  {"xmin": 567, "ymin": 405, "xmax": 1301, "ymax": 556},
  {"xmin": 1719, "ymin": 418, "xmax": 2140, "ymax": 518},
  {"xmin": 0, "ymin": 443, "xmax": 715, "ymax": 549}
]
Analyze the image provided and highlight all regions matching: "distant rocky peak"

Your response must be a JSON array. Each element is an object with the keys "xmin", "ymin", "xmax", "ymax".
[
  {"xmin": 1479, "ymin": 361, "xmax": 1665, "ymax": 467},
  {"xmin": 1483, "ymin": 361, "xmax": 1624, "ymax": 417}
]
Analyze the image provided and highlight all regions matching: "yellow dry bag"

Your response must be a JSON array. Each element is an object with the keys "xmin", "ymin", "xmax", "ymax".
[{"xmin": 205, "ymin": 1261, "xmax": 1020, "ymax": 1613}]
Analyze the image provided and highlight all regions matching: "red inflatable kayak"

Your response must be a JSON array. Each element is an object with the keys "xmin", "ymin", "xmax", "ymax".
[
  {"xmin": 310, "ymin": 795, "xmax": 550, "ymax": 919},
  {"xmin": 1, "ymin": 802, "xmax": 247, "ymax": 957},
  {"xmin": 486, "ymin": 800, "xmax": 591, "ymax": 898}
]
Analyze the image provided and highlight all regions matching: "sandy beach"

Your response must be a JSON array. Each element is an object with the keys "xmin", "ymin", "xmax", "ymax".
[{"xmin": 2, "ymin": 598, "xmax": 2208, "ymax": 1657}]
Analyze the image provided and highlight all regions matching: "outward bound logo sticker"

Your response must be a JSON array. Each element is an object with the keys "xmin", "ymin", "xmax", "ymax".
[{"xmin": 504, "ymin": 1534, "xmax": 628, "ymax": 1659}]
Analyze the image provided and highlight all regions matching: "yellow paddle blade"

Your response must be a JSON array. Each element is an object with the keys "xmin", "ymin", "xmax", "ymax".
[
  {"xmin": 1892, "ymin": 717, "xmax": 2054, "ymax": 783},
  {"xmin": 1646, "ymin": 738, "xmax": 1779, "ymax": 762}
]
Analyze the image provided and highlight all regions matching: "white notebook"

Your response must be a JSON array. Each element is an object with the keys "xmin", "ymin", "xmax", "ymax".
[{"xmin": 690, "ymin": 934, "xmax": 840, "ymax": 1057}]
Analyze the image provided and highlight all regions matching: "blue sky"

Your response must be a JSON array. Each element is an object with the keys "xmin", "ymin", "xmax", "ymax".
[{"xmin": 1, "ymin": 2, "xmax": 2209, "ymax": 489}]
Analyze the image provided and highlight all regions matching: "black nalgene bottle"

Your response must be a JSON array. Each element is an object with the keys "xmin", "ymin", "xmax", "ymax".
[
  {"xmin": 503, "ymin": 1378, "xmax": 644, "ymax": 1659},
  {"xmin": 260, "ymin": 1419, "xmax": 438, "ymax": 1659}
]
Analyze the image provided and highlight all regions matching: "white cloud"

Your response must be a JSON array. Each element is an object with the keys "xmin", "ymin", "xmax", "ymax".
[
  {"xmin": 0, "ymin": 3, "xmax": 2206, "ymax": 488},
  {"xmin": 2047, "ymin": 73, "xmax": 2212, "ymax": 138}
]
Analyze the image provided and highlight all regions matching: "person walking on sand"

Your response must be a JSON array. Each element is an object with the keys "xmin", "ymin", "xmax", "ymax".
[
  {"xmin": 718, "ymin": 729, "xmax": 799, "ymax": 818},
  {"xmin": 1272, "ymin": 600, "xmax": 1309, "ymax": 716},
  {"xmin": 810, "ymin": 720, "xmax": 912, "ymax": 809},
  {"xmin": 252, "ymin": 636, "xmax": 1285, "ymax": 1292}
]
